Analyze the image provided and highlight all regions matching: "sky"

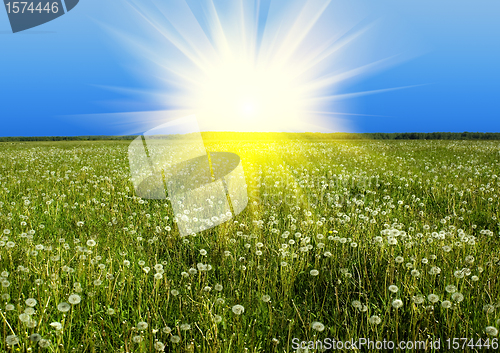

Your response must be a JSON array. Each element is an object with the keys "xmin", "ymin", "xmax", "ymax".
[{"xmin": 0, "ymin": 0, "xmax": 499, "ymax": 136}]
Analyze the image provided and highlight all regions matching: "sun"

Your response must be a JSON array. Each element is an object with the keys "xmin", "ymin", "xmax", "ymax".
[
  {"xmin": 193, "ymin": 59, "xmax": 304, "ymax": 131},
  {"xmin": 239, "ymin": 99, "xmax": 258, "ymax": 119},
  {"xmin": 109, "ymin": 0, "xmax": 410, "ymax": 134}
]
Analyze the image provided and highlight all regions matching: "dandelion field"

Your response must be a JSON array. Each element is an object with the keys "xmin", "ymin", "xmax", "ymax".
[{"xmin": 1, "ymin": 138, "xmax": 500, "ymax": 352}]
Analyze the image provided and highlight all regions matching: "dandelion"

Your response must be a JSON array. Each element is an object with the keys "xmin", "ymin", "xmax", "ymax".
[
  {"xmin": 388, "ymin": 285, "xmax": 399, "ymax": 293},
  {"xmin": 486, "ymin": 326, "xmax": 498, "ymax": 336},
  {"xmin": 428, "ymin": 294, "xmax": 439, "ymax": 303},
  {"xmin": 214, "ymin": 315, "xmax": 222, "ymax": 323},
  {"xmin": 369, "ymin": 315, "xmax": 382, "ymax": 325},
  {"xmin": 483, "ymin": 304, "xmax": 495, "ymax": 314},
  {"xmin": 133, "ymin": 336, "xmax": 143, "ymax": 343},
  {"xmin": 395, "ymin": 256, "xmax": 404, "ymax": 263},
  {"xmin": 388, "ymin": 238, "xmax": 398, "ymax": 245},
  {"xmin": 6, "ymin": 304, "xmax": 14, "ymax": 311},
  {"xmin": 57, "ymin": 302, "xmax": 71, "ymax": 312},
  {"xmin": 392, "ymin": 299, "xmax": 403, "ymax": 309},
  {"xmin": 451, "ymin": 292, "xmax": 464, "ymax": 302},
  {"xmin": 310, "ymin": 269, "xmax": 319, "ymax": 276},
  {"xmin": 137, "ymin": 321, "xmax": 148, "ymax": 330},
  {"xmin": 180, "ymin": 323, "xmax": 191, "ymax": 330},
  {"xmin": 171, "ymin": 289, "xmax": 179, "ymax": 296},
  {"xmin": 107, "ymin": 308, "xmax": 115, "ymax": 315},
  {"xmin": 441, "ymin": 300, "xmax": 452, "ymax": 309},
  {"xmin": 445, "ymin": 285, "xmax": 457, "ymax": 293},
  {"xmin": 261, "ymin": 295, "xmax": 271, "ymax": 303},
  {"xmin": 171, "ymin": 335, "xmax": 181, "ymax": 343},
  {"xmin": 25, "ymin": 298, "xmax": 37, "ymax": 307},
  {"xmin": 6, "ymin": 335, "xmax": 19, "ymax": 346},
  {"xmin": 232, "ymin": 304, "xmax": 245, "ymax": 315},
  {"xmin": 352, "ymin": 300, "xmax": 362, "ymax": 309},
  {"xmin": 19, "ymin": 313, "xmax": 30, "ymax": 323},
  {"xmin": 68, "ymin": 294, "xmax": 81, "ymax": 305},
  {"xmin": 39, "ymin": 339, "xmax": 51, "ymax": 348},
  {"xmin": 311, "ymin": 321, "xmax": 325, "ymax": 332},
  {"xmin": 410, "ymin": 270, "xmax": 422, "ymax": 278},
  {"xmin": 86, "ymin": 239, "xmax": 96, "ymax": 247},
  {"xmin": 215, "ymin": 284, "xmax": 223, "ymax": 291},
  {"xmin": 163, "ymin": 326, "xmax": 172, "ymax": 334},
  {"xmin": 154, "ymin": 341, "xmax": 165, "ymax": 351},
  {"xmin": 465, "ymin": 255, "xmax": 475, "ymax": 264},
  {"xmin": 29, "ymin": 333, "xmax": 42, "ymax": 342},
  {"xmin": 50, "ymin": 322, "xmax": 63, "ymax": 330},
  {"xmin": 24, "ymin": 307, "xmax": 35, "ymax": 315},
  {"xmin": 154, "ymin": 273, "xmax": 163, "ymax": 280},
  {"xmin": 200, "ymin": 249, "xmax": 207, "ymax": 256},
  {"xmin": 429, "ymin": 266, "xmax": 441, "ymax": 275}
]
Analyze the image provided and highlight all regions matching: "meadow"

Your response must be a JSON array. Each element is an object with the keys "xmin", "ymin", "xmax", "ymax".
[{"xmin": 0, "ymin": 138, "xmax": 499, "ymax": 352}]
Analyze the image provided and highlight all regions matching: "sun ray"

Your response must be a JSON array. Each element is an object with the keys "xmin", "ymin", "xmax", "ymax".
[{"xmin": 84, "ymin": 0, "xmax": 419, "ymax": 133}]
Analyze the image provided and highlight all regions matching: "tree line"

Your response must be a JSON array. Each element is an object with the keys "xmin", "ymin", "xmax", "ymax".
[{"xmin": 1, "ymin": 132, "xmax": 499, "ymax": 142}]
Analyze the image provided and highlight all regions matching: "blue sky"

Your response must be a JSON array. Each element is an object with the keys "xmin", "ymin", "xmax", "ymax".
[{"xmin": 0, "ymin": 0, "xmax": 499, "ymax": 136}]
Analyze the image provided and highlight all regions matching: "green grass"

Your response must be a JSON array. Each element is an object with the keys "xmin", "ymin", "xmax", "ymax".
[{"xmin": 0, "ymin": 139, "xmax": 499, "ymax": 352}]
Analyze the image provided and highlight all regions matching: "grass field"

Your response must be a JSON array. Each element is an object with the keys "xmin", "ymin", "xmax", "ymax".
[{"xmin": 1, "ymin": 138, "xmax": 499, "ymax": 352}]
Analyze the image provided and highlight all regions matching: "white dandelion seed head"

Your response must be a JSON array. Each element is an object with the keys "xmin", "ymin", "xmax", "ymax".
[
  {"xmin": 68, "ymin": 294, "xmax": 81, "ymax": 305},
  {"xmin": 441, "ymin": 300, "xmax": 452, "ymax": 309},
  {"xmin": 452, "ymin": 292, "xmax": 464, "ymax": 302},
  {"xmin": 25, "ymin": 298, "xmax": 37, "ymax": 307},
  {"xmin": 388, "ymin": 285, "xmax": 399, "ymax": 293},
  {"xmin": 261, "ymin": 295, "xmax": 271, "ymax": 303},
  {"xmin": 428, "ymin": 294, "xmax": 439, "ymax": 303},
  {"xmin": 486, "ymin": 326, "xmax": 498, "ymax": 337},
  {"xmin": 311, "ymin": 321, "xmax": 325, "ymax": 332},
  {"xmin": 154, "ymin": 341, "xmax": 165, "ymax": 351},
  {"xmin": 232, "ymin": 304, "xmax": 245, "ymax": 315},
  {"xmin": 50, "ymin": 322, "xmax": 63, "ymax": 330},
  {"xmin": 6, "ymin": 335, "xmax": 19, "ymax": 346},
  {"xmin": 57, "ymin": 302, "xmax": 71, "ymax": 313},
  {"xmin": 369, "ymin": 315, "xmax": 382, "ymax": 325},
  {"xmin": 392, "ymin": 299, "xmax": 403, "ymax": 309}
]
